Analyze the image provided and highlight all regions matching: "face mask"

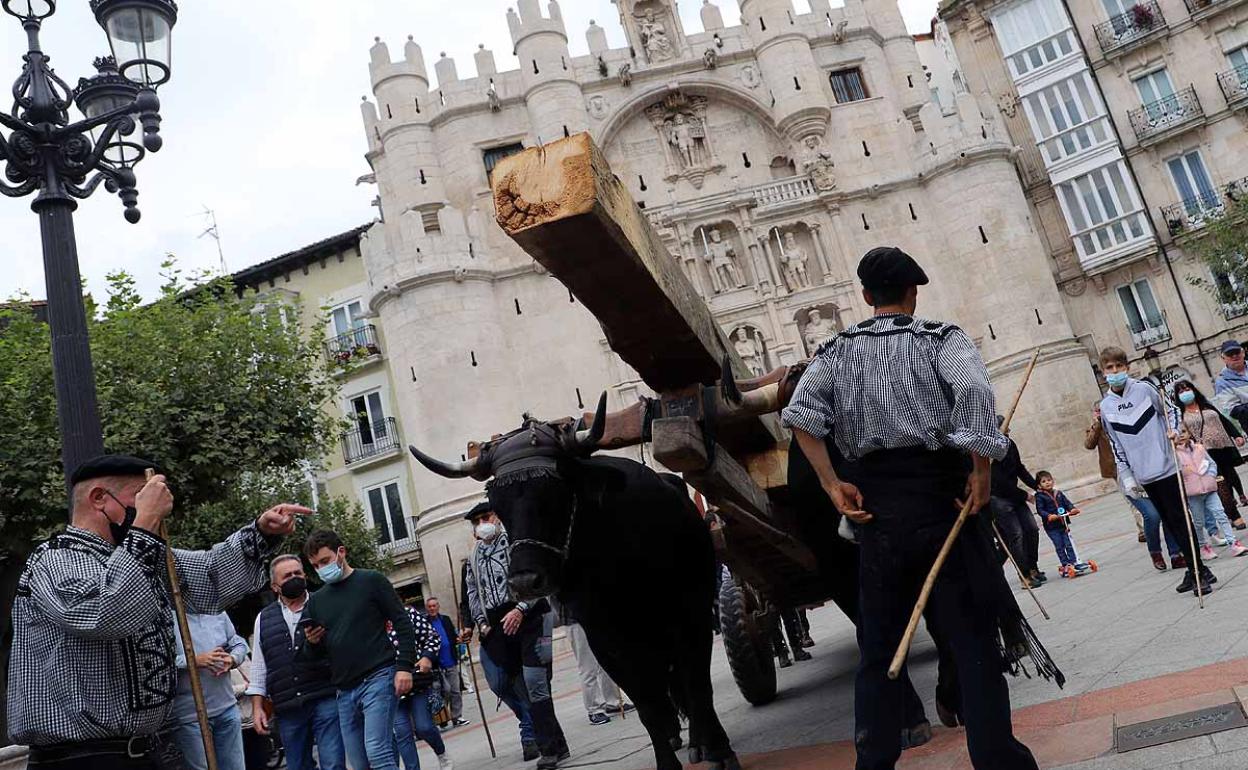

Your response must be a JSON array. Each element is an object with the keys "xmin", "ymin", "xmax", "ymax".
[
  {"xmin": 1105, "ymin": 372, "xmax": 1129, "ymax": 389},
  {"xmin": 1179, "ymin": 391, "xmax": 1196, "ymax": 405},
  {"xmin": 280, "ymin": 576, "xmax": 307, "ymax": 599},
  {"xmin": 475, "ymin": 522, "xmax": 499, "ymax": 542},
  {"xmin": 102, "ymin": 491, "xmax": 138, "ymax": 544},
  {"xmin": 316, "ymin": 558, "xmax": 344, "ymax": 584}
]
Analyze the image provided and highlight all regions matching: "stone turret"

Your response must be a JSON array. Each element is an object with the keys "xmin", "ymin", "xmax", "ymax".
[
  {"xmin": 586, "ymin": 20, "xmax": 609, "ymax": 56},
  {"xmin": 736, "ymin": 0, "xmax": 830, "ymax": 141},
  {"xmin": 475, "ymin": 44, "xmax": 497, "ymax": 77},
  {"xmin": 863, "ymin": 0, "xmax": 929, "ymax": 118},
  {"xmin": 700, "ymin": 0, "xmax": 725, "ymax": 31},
  {"xmin": 508, "ymin": 1, "xmax": 588, "ymax": 144}
]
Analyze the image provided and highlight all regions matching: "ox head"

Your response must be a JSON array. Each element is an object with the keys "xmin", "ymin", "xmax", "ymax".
[{"xmin": 409, "ymin": 393, "xmax": 609, "ymax": 601}]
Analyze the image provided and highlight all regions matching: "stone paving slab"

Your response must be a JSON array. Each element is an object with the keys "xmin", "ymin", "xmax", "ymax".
[{"xmin": 425, "ymin": 492, "xmax": 1248, "ymax": 769}]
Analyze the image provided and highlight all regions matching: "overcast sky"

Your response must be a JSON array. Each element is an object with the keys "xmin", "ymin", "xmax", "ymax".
[{"xmin": 0, "ymin": 0, "xmax": 939, "ymax": 303}]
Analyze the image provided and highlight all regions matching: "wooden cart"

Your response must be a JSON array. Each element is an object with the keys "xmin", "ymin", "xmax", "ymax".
[{"xmin": 488, "ymin": 135, "xmax": 830, "ymax": 704}]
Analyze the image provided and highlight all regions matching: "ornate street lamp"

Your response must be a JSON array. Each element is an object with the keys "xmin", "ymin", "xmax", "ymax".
[{"xmin": 0, "ymin": 0, "xmax": 176, "ymax": 487}]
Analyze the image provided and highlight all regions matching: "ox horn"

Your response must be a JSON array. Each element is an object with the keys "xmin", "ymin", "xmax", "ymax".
[
  {"xmin": 718, "ymin": 356, "xmax": 783, "ymax": 417},
  {"xmin": 409, "ymin": 445, "xmax": 486, "ymax": 479},
  {"xmin": 572, "ymin": 391, "xmax": 609, "ymax": 451}
]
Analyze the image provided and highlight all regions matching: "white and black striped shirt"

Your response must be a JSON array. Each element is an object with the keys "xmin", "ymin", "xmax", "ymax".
[
  {"xmin": 782, "ymin": 313, "xmax": 1008, "ymax": 462},
  {"xmin": 6, "ymin": 523, "xmax": 275, "ymax": 745}
]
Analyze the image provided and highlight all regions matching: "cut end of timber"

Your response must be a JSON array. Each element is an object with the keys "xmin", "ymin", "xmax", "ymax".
[{"xmin": 493, "ymin": 133, "xmax": 602, "ymax": 233}]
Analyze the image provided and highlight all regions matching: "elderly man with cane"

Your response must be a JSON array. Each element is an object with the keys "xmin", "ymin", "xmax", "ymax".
[
  {"xmin": 6, "ymin": 454, "xmax": 309, "ymax": 770},
  {"xmin": 783, "ymin": 248, "xmax": 1061, "ymax": 770}
]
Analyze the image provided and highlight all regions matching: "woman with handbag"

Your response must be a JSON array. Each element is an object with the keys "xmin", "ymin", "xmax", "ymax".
[
  {"xmin": 1174, "ymin": 380, "xmax": 1248, "ymax": 527},
  {"xmin": 388, "ymin": 606, "xmax": 455, "ymax": 769}
]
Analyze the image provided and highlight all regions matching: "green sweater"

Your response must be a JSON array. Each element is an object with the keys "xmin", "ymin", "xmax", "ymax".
[{"xmin": 303, "ymin": 568, "xmax": 415, "ymax": 690}]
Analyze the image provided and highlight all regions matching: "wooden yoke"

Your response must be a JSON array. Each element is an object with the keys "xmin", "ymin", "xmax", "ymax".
[{"xmin": 492, "ymin": 134, "xmax": 816, "ymax": 602}]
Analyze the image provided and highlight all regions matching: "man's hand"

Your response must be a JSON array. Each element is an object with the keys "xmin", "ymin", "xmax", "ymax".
[
  {"xmin": 1237, "ymin": 437, "xmax": 1245, "ymax": 448},
  {"xmin": 252, "ymin": 696, "xmax": 270, "ymax": 735},
  {"xmin": 502, "ymin": 608, "xmax": 524, "ymax": 636},
  {"xmin": 194, "ymin": 649, "xmax": 234, "ymax": 675},
  {"xmin": 1071, "ymin": 508, "xmax": 1082, "ymax": 517},
  {"xmin": 134, "ymin": 474, "xmax": 174, "ymax": 533},
  {"xmin": 479, "ymin": 624, "xmax": 492, "ymax": 639},
  {"xmin": 304, "ymin": 625, "xmax": 325, "ymax": 645},
  {"xmin": 823, "ymin": 480, "xmax": 871, "ymax": 524},
  {"xmin": 417, "ymin": 657, "xmax": 433, "ymax": 673},
  {"xmin": 459, "ymin": 629, "xmax": 473, "ymax": 643},
  {"xmin": 957, "ymin": 461, "xmax": 991, "ymax": 515},
  {"xmin": 1026, "ymin": 492, "xmax": 1036, "ymax": 504},
  {"xmin": 257, "ymin": 503, "xmax": 315, "ymax": 536},
  {"xmin": 395, "ymin": 670, "xmax": 413, "ymax": 697},
  {"xmin": 1047, "ymin": 514, "xmax": 1059, "ymax": 523}
]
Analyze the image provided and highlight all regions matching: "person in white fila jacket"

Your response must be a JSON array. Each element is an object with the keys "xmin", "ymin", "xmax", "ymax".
[{"xmin": 1098, "ymin": 346, "xmax": 1215, "ymax": 595}]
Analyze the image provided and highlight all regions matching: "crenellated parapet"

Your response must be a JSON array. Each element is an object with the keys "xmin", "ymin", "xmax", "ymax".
[{"xmin": 913, "ymin": 92, "xmax": 1013, "ymax": 176}]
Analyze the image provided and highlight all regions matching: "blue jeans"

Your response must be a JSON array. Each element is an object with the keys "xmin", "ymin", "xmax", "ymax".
[
  {"xmin": 480, "ymin": 642, "xmax": 535, "ymax": 744},
  {"xmin": 172, "ymin": 706, "xmax": 246, "ymax": 770},
  {"xmin": 337, "ymin": 666, "xmax": 399, "ymax": 770},
  {"xmin": 1189, "ymin": 491, "xmax": 1238, "ymax": 544},
  {"xmin": 1131, "ymin": 495, "xmax": 1180, "ymax": 557},
  {"xmin": 1046, "ymin": 527, "xmax": 1077, "ymax": 567},
  {"xmin": 276, "ymin": 696, "xmax": 347, "ymax": 770},
  {"xmin": 393, "ymin": 688, "xmax": 447, "ymax": 769}
]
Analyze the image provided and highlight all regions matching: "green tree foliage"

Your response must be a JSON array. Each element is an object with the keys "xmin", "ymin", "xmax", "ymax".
[{"xmin": 1186, "ymin": 197, "xmax": 1248, "ymax": 306}]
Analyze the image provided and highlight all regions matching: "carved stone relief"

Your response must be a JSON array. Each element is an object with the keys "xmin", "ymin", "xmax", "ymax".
[
  {"xmin": 587, "ymin": 94, "xmax": 610, "ymax": 120},
  {"xmin": 732, "ymin": 325, "xmax": 770, "ymax": 375},
  {"xmin": 798, "ymin": 304, "xmax": 842, "ymax": 355},
  {"xmin": 701, "ymin": 227, "xmax": 746, "ymax": 293},
  {"xmin": 645, "ymin": 90, "xmax": 725, "ymax": 189},
  {"xmin": 637, "ymin": 7, "xmax": 677, "ymax": 62},
  {"xmin": 740, "ymin": 63, "xmax": 761, "ymax": 89},
  {"xmin": 800, "ymin": 135, "xmax": 837, "ymax": 192}
]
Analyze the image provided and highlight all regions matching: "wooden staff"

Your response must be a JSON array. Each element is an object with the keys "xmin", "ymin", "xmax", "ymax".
[
  {"xmin": 149, "ymin": 468, "xmax": 218, "ymax": 770},
  {"xmin": 447, "ymin": 544, "xmax": 496, "ymax": 759},
  {"xmin": 1165, "ymin": 395, "xmax": 1207, "ymax": 609},
  {"xmin": 888, "ymin": 348, "xmax": 1041, "ymax": 680},
  {"xmin": 991, "ymin": 519, "xmax": 1050, "ymax": 620}
]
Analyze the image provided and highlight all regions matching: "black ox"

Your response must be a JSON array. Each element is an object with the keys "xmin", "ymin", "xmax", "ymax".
[{"xmin": 410, "ymin": 394, "xmax": 741, "ymax": 770}]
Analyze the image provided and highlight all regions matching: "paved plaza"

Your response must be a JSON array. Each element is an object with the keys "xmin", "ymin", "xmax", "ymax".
[{"xmin": 424, "ymin": 491, "xmax": 1248, "ymax": 769}]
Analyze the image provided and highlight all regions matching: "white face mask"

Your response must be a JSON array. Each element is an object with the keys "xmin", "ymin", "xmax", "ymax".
[{"xmin": 475, "ymin": 522, "xmax": 499, "ymax": 542}]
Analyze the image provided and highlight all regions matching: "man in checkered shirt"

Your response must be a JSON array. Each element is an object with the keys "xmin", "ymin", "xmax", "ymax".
[
  {"xmin": 783, "ymin": 247, "xmax": 1052, "ymax": 770},
  {"xmin": 6, "ymin": 454, "xmax": 310, "ymax": 769}
]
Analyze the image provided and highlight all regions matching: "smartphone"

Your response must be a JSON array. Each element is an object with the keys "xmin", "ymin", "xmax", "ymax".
[{"xmin": 297, "ymin": 618, "xmax": 322, "ymax": 630}]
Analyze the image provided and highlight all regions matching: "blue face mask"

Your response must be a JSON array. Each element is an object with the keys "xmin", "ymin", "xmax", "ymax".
[
  {"xmin": 1105, "ymin": 372, "xmax": 1129, "ymax": 389},
  {"xmin": 1179, "ymin": 390, "xmax": 1196, "ymax": 405},
  {"xmin": 316, "ymin": 558, "xmax": 344, "ymax": 584}
]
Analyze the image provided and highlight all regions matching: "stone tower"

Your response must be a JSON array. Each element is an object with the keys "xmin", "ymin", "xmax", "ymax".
[
  {"xmin": 509, "ymin": 0, "xmax": 588, "ymax": 144},
  {"xmin": 736, "ymin": 0, "xmax": 830, "ymax": 142}
]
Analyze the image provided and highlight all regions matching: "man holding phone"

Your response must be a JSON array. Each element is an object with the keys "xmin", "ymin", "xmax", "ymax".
[
  {"xmin": 246, "ymin": 555, "xmax": 345, "ymax": 770},
  {"xmin": 302, "ymin": 530, "xmax": 417, "ymax": 770}
]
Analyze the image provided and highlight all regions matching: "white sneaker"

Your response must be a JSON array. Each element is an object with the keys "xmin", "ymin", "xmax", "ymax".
[
  {"xmin": 438, "ymin": 754, "xmax": 454, "ymax": 770},
  {"xmin": 1233, "ymin": 543, "xmax": 1248, "ymax": 557},
  {"xmin": 1213, "ymin": 536, "xmax": 1231, "ymax": 547},
  {"xmin": 1201, "ymin": 544, "xmax": 1219, "ymax": 560}
]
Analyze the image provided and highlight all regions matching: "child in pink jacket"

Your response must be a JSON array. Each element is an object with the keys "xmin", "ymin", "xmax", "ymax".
[{"xmin": 1176, "ymin": 429, "xmax": 1247, "ymax": 558}]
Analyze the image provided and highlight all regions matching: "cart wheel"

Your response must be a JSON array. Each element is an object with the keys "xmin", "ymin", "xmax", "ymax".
[
  {"xmin": 718, "ymin": 570, "xmax": 777, "ymax": 706},
  {"xmin": 1088, "ymin": 560, "xmax": 1099, "ymax": 572}
]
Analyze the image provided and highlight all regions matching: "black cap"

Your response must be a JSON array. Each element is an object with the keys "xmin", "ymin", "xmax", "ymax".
[
  {"xmin": 464, "ymin": 501, "xmax": 493, "ymax": 521},
  {"xmin": 1222, "ymin": 340, "xmax": 1244, "ymax": 355},
  {"xmin": 856, "ymin": 247, "xmax": 929, "ymax": 290},
  {"xmin": 69, "ymin": 454, "xmax": 162, "ymax": 486}
]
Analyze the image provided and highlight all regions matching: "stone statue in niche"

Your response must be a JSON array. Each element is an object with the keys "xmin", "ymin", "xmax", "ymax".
[
  {"xmin": 803, "ymin": 308, "xmax": 839, "ymax": 353},
  {"xmin": 703, "ymin": 229, "xmax": 745, "ymax": 293},
  {"xmin": 619, "ymin": 63, "xmax": 633, "ymax": 87},
  {"xmin": 638, "ymin": 9, "xmax": 676, "ymax": 62},
  {"xmin": 780, "ymin": 231, "xmax": 812, "ymax": 290},
  {"xmin": 487, "ymin": 83, "xmax": 502, "ymax": 113},
  {"xmin": 733, "ymin": 327, "xmax": 767, "ymax": 375},
  {"xmin": 645, "ymin": 91, "xmax": 723, "ymax": 188},
  {"xmin": 830, "ymin": 18, "xmax": 849, "ymax": 43},
  {"xmin": 801, "ymin": 135, "xmax": 837, "ymax": 191},
  {"xmin": 703, "ymin": 48, "xmax": 718, "ymax": 69}
]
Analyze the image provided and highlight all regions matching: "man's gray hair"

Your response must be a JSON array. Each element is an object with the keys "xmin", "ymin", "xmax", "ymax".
[
  {"xmin": 425, "ymin": 596, "xmax": 439, "ymax": 603},
  {"xmin": 269, "ymin": 554, "xmax": 303, "ymax": 582}
]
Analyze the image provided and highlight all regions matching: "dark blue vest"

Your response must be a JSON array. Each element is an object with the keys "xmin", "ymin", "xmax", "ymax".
[{"xmin": 258, "ymin": 599, "xmax": 335, "ymax": 714}]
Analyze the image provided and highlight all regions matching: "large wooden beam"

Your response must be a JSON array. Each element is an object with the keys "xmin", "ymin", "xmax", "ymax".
[{"xmin": 492, "ymin": 133, "xmax": 746, "ymax": 392}]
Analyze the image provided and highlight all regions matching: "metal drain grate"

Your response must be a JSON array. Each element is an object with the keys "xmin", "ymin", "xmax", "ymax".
[{"xmin": 1116, "ymin": 703, "xmax": 1248, "ymax": 753}]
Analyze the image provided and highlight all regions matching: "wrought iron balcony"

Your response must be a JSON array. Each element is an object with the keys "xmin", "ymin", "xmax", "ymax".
[
  {"xmin": 1130, "ymin": 321, "xmax": 1171, "ymax": 350},
  {"xmin": 1095, "ymin": 1, "xmax": 1167, "ymax": 57},
  {"xmin": 1162, "ymin": 192, "xmax": 1225, "ymax": 236},
  {"xmin": 342, "ymin": 417, "xmax": 401, "ymax": 465},
  {"xmin": 381, "ymin": 524, "xmax": 422, "ymax": 557},
  {"xmin": 1127, "ymin": 86, "xmax": 1203, "ymax": 146},
  {"xmin": 1219, "ymin": 65, "xmax": 1248, "ymax": 109},
  {"xmin": 1222, "ymin": 299, "xmax": 1248, "ymax": 320},
  {"xmin": 325, "ymin": 324, "xmax": 381, "ymax": 365},
  {"xmin": 1182, "ymin": 0, "xmax": 1245, "ymax": 20}
]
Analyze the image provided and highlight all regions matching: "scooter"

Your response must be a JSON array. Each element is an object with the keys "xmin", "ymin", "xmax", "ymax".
[{"xmin": 1055, "ymin": 508, "xmax": 1099, "ymax": 578}]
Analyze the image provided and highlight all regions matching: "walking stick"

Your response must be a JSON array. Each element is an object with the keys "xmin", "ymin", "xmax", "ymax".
[
  {"xmin": 447, "ymin": 545, "xmax": 496, "ymax": 759},
  {"xmin": 149, "ymin": 469, "xmax": 219, "ymax": 770},
  {"xmin": 1163, "ymin": 393, "xmax": 1206, "ymax": 609},
  {"xmin": 990, "ymin": 519, "xmax": 1050, "ymax": 620},
  {"xmin": 888, "ymin": 348, "xmax": 1041, "ymax": 680}
]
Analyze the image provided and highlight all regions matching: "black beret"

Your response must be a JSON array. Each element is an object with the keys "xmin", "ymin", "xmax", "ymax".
[
  {"xmin": 464, "ymin": 501, "xmax": 493, "ymax": 521},
  {"xmin": 857, "ymin": 247, "xmax": 929, "ymax": 290},
  {"xmin": 69, "ymin": 454, "xmax": 162, "ymax": 486}
]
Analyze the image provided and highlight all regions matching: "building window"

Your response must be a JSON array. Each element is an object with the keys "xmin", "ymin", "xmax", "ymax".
[
  {"xmin": 1021, "ymin": 72, "xmax": 1111, "ymax": 164},
  {"xmin": 829, "ymin": 68, "xmax": 869, "ymax": 103},
  {"xmin": 1167, "ymin": 150, "xmax": 1220, "ymax": 218},
  {"xmin": 328, "ymin": 299, "xmax": 369, "ymax": 354},
  {"xmin": 1132, "ymin": 68, "xmax": 1176, "ymax": 120},
  {"xmin": 1116, "ymin": 279, "xmax": 1170, "ymax": 348},
  {"xmin": 991, "ymin": 0, "xmax": 1077, "ymax": 77},
  {"xmin": 348, "ymin": 391, "xmax": 390, "ymax": 448},
  {"xmin": 1055, "ymin": 161, "xmax": 1148, "ymax": 260},
  {"xmin": 483, "ymin": 143, "xmax": 525, "ymax": 177},
  {"xmin": 365, "ymin": 481, "xmax": 409, "ymax": 545},
  {"xmin": 1230, "ymin": 45, "xmax": 1248, "ymax": 71}
]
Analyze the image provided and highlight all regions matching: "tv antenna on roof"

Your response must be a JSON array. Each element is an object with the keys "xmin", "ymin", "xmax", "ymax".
[{"xmin": 198, "ymin": 206, "xmax": 227, "ymax": 274}]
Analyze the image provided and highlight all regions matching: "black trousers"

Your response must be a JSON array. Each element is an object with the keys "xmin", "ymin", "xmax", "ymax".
[
  {"xmin": 846, "ymin": 449, "xmax": 1037, "ymax": 770},
  {"xmin": 990, "ymin": 496, "xmax": 1040, "ymax": 574},
  {"xmin": 1141, "ymin": 474, "xmax": 1205, "ymax": 576}
]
